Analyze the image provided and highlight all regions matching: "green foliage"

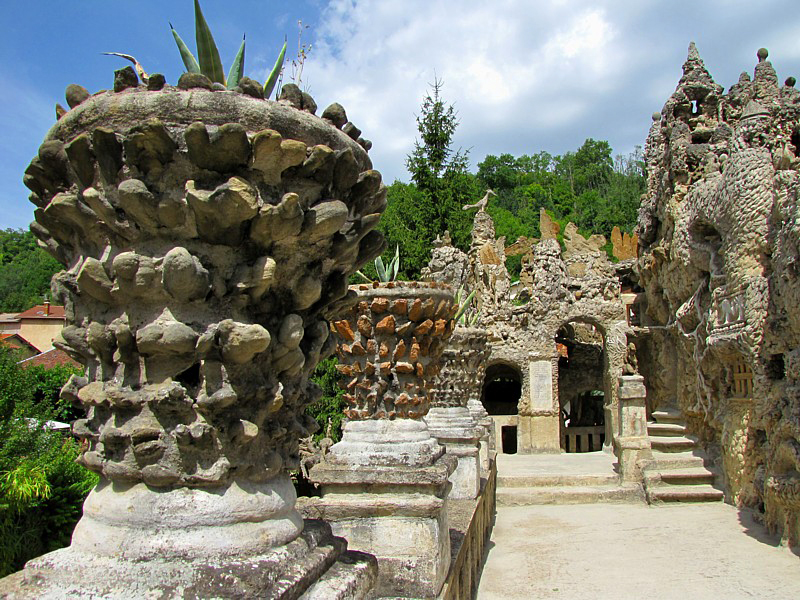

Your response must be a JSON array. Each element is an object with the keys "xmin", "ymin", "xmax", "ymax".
[
  {"xmin": 454, "ymin": 288, "xmax": 479, "ymax": 326},
  {"xmin": 381, "ymin": 79, "xmax": 479, "ymax": 278},
  {"xmin": 357, "ymin": 246, "xmax": 400, "ymax": 283},
  {"xmin": 0, "ymin": 230, "xmax": 61, "ymax": 312},
  {"xmin": 169, "ymin": 0, "xmax": 286, "ymax": 95},
  {"xmin": 0, "ymin": 346, "xmax": 95, "ymax": 576},
  {"xmin": 476, "ymin": 142, "xmax": 645, "ymax": 259},
  {"xmin": 306, "ymin": 357, "xmax": 345, "ymax": 443}
]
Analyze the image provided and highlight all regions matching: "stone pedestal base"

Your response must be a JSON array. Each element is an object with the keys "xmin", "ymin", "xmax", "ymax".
[
  {"xmin": 306, "ymin": 419, "xmax": 456, "ymax": 599},
  {"xmin": 518, "ymin": 414, "xmax": 562, "ymax": 453},
  {"xmin": 615, "ymin": 436, "xmax": 653, "ymax": 483},
  {"xmin": 0, "ymin": 476, "xmax": 378, "ymax": 599},
  {"xmin": 425, "ymin": 407, "xmax": 481, "ymax": 499},
  {"xmin": 0, "ymin": 519, "xmax": 376, "ymax": 599}
]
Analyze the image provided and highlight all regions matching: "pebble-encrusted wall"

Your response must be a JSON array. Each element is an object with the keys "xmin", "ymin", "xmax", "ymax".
[{"xmin": 638, "ymin": 44, "xmax": 800, "ymax": 546}]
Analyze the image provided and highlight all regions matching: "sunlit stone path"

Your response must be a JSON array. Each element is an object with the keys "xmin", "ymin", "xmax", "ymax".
[{"xmin": 478, "ymin": 501, "xmax": 800, "ymax": 599}]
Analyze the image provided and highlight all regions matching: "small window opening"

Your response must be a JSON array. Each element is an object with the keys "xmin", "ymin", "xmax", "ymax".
[
  {"xmin": 766, "ymin": 354, "xmax": 785, "ymax": 380},
  {"xmin": 501, "ymin": 425, "xmax": 518, "ymax": 454},
  {"xmin": 176, "ymin": 362, "xmax": 202, "ymax": 389},
  {"xmin": 791, "ymin": 131, "xmax": 800, "ymax": 156}
]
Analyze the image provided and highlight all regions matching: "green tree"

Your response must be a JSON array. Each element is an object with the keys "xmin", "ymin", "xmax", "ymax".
[
  {"xmin": 0, "ymin": 346, "xmax": 95, "ymax": 576},
  {"xmin": 306, "ymin": 356, "xmax": 345, "ymax": 443},
  {"xmin": 0, "ymin": 230, "xmax": 61, "ymax": 312},
  {"xmin": 380, "ymin": 79, "xmax": 478, "ymax": 278}
]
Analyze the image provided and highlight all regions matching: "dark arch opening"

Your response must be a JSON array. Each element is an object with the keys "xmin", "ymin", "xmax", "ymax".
[
  {"xmin": 482, "ymin": 363, "xmax": 521, "ymax": 416},
  {"xmin": 556, "ymin": 321, "xmax": 606, "ymax": 453}
]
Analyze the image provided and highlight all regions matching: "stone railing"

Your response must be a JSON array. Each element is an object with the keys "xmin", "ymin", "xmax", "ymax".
[
  {"xmin": 439, "ymin": 457, "xmax": 497, "ymax": 600},
  {"xmin": 708, "ymin": 286, "xmax": 746, "ymax": 341},
  {"xmin": 564, "ymin": 425, "xmax": 605, "ymax": 452}
]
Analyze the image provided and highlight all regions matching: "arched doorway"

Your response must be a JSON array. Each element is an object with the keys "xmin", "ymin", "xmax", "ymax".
[
  {"xmin": 482, "ymin": 363, "xmax": 522, "ymax": 454},
  {"xmin": 556, "ymin": 321, "xmax": 606, "ymax": 452}
]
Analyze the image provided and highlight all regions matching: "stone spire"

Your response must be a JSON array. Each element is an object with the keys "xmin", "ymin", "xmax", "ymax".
[{"xmin": 678, "ymin": 41, "xmax": 717, "ymax": 91}]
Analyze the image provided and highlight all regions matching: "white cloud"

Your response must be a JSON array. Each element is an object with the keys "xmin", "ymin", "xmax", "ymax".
[{"xmin": 304, "ymin": 1, "xmax": 624, "ymax": 182}]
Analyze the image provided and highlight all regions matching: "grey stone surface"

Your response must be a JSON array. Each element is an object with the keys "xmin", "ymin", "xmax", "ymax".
[
  {"xmin": 637, "ymin": 42, "xmax": 800, "ymax": 546},
  {"xmin": 478, "ymin": 503, "xmax": 800, "ymax": 599},
  {"xmin": 10, "ymin": 84, "xmax": 387, "ymax": 597}
]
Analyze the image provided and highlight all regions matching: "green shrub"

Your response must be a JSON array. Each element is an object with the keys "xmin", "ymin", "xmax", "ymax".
[
  {"xmin": 306, "ymin": 356, "xmax": 345, "ymax": 443},
  {"xmin": 0, "ymin": 347, "xmax": 96, "ymax": 576}
]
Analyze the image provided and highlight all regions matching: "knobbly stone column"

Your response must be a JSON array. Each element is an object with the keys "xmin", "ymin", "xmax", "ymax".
[
  {"xmin": 426, "ymin": 326, "xmax": 490, "ymax": 497},
  {"xmin": 616, "ymin": 374, "xmax": 652, "ymax": 482},
  {"xmin": 0, "ymin": 81, "xmax": 385, "ymax": 598},
  {"xmin": 307, "ymin": 282, "xmax": 457, "ymax": 599}
]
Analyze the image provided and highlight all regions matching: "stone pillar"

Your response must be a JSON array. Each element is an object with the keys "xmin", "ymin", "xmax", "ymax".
[
  {"xmin": 425, "ymin": 326, "xmax": 490, "ymax": 497},
  {"xmin": 615, "ymin": 375, "xmax": 652, "ymax": 482},
  {"xmin": 468, "ymin": 398, "xmax": 494, "ymax": 474},
  {"xmin": 308, "ymin": 282, "xmax": 457, "ymax": 599},
  {"xmin": 0, "ymin": 86, "xmax": 384, "ymax": 597},
  {"xmin": 520, "ymin": 355, "xmax": 562, "ymax": 453}
]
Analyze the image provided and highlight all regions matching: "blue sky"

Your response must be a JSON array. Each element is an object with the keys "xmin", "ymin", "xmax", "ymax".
[{"xmin": 2, "ymin": 0, "xmax": 799, "ymax": 230}]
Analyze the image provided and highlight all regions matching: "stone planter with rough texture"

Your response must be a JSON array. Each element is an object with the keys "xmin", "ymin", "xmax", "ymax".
[
  {"xmin": 306, "ymin": 281, "xmax": 458, "ymax": 598},
  {"xmin": 1, "ymin": 78, "xmax": 386, "ymax": 598},
  {"xmin": 426, "ymin": 326, "xmax": 491, "ymax": 497}
]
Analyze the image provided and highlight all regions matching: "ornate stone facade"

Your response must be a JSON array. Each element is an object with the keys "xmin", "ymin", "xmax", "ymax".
[{"xmin": 638, "ymin": 44, "xmax": 800, "ymax": 546}]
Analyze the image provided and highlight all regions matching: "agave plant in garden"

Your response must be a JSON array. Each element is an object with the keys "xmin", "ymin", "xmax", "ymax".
[
  {"xmin": 357, "ymin": 245, "xmax": 400, "ymax": 283},
  {"xmin": 454, "ymin": 287, "xmax": 480, "ymax": 326},
  {"xmin": 107, "ymin": 0, "xmax": 287, "ymax": 97}
]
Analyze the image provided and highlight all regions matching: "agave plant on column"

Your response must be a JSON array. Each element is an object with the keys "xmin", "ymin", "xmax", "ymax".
[
  {"xmin": 305, "ymin": 259, "xmax": 459, "ymax": 597},
  {"xmin": 3, "ymin": 25, "xmax": 385, "ymax": 600}
]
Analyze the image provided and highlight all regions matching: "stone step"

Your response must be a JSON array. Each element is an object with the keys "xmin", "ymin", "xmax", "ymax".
[
  {"xmin": 645, "ymin": 451, "xmax": 708, "ymax": 470},
  {"xmin": 646, "ymin": 484, "xmax": 724, "ymax": 504},
  {"xmin": 497, "ymin": 473, "xmax": 620, "ymax": 488},
  {"xmin": 644, "ymin": 466, "xmax": 716, "ymax": 486},
  {"xmin": 300, "ymin": 550, "xmax": 378, "ymax": 600},
  {"xmin": 497, "ymin": 484, "xmax": 643, "ymax": 506},
  {"xmin": 646, "ymin": 422, "xmax": 687, "ymax": 437},
  {"xmin": 649, "ymin": 435, "xmax": 697, "ymax": 452},
  {"xmin": 651, "ymin": 408, "xmax": 684, "ymax": 425}
]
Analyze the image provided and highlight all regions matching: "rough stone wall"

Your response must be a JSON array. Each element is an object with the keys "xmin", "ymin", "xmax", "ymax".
[
  {"xmin": 638, "ymin": 43, "xmax": 800, "ymax": 545},
  {"xmin": 426, "ymin": 204, "xmax": 629, "ymax": 443}
]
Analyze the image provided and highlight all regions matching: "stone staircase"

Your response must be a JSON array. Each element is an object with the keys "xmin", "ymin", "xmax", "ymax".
[
  {"xmin": 495, "ymin": 454, "xmax": 643, "ymax": 506},
  {"xmin": 642, "ymin": 408, "xmax": 724, "ymax": 504}
]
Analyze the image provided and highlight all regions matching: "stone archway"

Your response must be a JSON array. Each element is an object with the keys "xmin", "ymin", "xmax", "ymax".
[
  {"xmin": 556, "ymin": 320, "xmax": 606, "ymax": 452},
  {"xmin": 481, "ymin": 361, "xmax": 523, "ymax": 454},
  {"xmin": 552, "ymin": 316, "xmax": 626, "ymax": 453}
]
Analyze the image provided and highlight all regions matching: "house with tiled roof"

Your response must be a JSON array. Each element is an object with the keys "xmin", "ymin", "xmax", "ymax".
[
  {"xmin": 17, "ymin": 348, "xmax": 81, "ymax": 370},
  {"xmin": 15, "ymin": 302, "xmax": 66, "ymax": 352},
  {"xmin": 0, "ymin": 333, "xmax": 39, "ymax": 359}
]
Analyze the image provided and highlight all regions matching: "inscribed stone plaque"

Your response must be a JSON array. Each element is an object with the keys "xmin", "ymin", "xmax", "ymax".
[{"xmin": 529, "ymin": 360, "xmax": 553, "ymax": 411}]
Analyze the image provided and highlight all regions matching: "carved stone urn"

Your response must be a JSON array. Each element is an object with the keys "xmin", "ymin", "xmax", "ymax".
[
  {"xmin": 2, "ymin": 79, "xmax": 385, "ymax": 597},
  {"xmin": 427, "ymin": 325, "xmax": 492, "ymax": 496},
  {"xmin": 306, "ymin": 281, "xmax": 458, "ymax": 598}
]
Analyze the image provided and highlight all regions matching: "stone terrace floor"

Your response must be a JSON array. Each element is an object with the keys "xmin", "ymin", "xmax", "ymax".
[{"xmin": 479, "ymin": 453, "xmax": 800, "ymax": 599}]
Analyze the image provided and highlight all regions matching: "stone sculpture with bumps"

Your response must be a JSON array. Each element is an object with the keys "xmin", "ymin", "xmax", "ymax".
[
  {"xmin": 304, "ymin": 281, "xmax": 458, "ymax": 598},
  {"xmin": 432, "ymin": 326, "xmax": 493, "ymax": 488},
  {"xmin": 426, "ymin": 326, "xmax": 491, "ymax": 498},
  {"xmin": 1, "ymin": 70, "xmax": 385, "ymax": 598}
]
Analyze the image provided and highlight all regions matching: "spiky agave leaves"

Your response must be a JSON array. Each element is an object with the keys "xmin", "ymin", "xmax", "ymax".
[
  {"xmin": 170, "ymin": 0, "xmax": 285, "ymax": 95},
  {"xmin": 356, "ymin": 246, "xmax": 401, "ymax": 283},
  {"xmin": 454, "ymin": 287, "xmax": 479, "ymax": 325}
]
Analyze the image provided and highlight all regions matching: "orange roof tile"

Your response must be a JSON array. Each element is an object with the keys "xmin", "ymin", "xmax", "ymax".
[
  {"xmin": 16, "ymin": 304, "xmax": 66, "ymax": 319},
  {"xmin": 18, "ymin": 348, "xmax": 81, "ymax": 370}
]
